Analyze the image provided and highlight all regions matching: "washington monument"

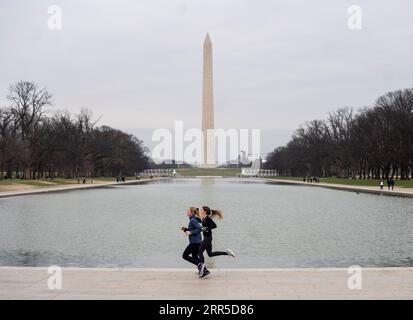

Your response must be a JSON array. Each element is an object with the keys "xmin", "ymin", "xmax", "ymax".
[{"xmin": 202, "ymin": 33, "xmax": 215, "ymax": 166}]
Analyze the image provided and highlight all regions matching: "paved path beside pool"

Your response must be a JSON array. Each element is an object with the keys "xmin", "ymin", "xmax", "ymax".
[
  {"xmin": 0, "ymin": 177, "xmax": 168, "ymax": 198},
  {"xmin": 266, "ymin": 178, "xmax": 413, "ymax": 198},
  {"xmin": 0, "ymin": 267, "xmax": 412, "ymax": 299}
]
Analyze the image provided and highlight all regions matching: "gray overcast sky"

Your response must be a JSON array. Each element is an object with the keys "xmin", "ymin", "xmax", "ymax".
[{"xmin": 1, "ymin": 0, "xmax": 412, "ymax": 154}]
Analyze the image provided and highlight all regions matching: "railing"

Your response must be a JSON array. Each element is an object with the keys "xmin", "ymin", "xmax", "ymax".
[
  {"xmin": 240, "ymin": 169, "xmax": 278, "ymax": 177},
  {"xmin": 139, "ymin": 169, "xmax": 176, "ymax": 177}
]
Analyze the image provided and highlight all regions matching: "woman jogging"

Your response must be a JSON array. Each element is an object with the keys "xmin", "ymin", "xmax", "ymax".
[
  {"xmin": 198, "ymin": 206, "xmax": 235, "ymax": 278},
  {"xmin": 181, "ymin": 207, "xmax": 203, "ymax": 275}
]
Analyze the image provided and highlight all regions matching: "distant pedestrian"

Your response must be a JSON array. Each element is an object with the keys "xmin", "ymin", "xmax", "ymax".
[
  {"xmin": 379, "ymin": 180, "xmax": 384, "ymax": 190},
  {"xmin": 390, "ymin": 179, "xmax": 395, "ymax": 190}
]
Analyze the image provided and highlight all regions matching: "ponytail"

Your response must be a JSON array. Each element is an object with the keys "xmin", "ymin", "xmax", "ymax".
[{"xmin": 202, "ymin": 206, "xmax": 223, "ymax": 219}]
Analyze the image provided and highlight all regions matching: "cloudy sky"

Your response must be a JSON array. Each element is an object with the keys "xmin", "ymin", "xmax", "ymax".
[{"xmin": 1, "ymin": 0, "xmax": 412, "ymax": 155}]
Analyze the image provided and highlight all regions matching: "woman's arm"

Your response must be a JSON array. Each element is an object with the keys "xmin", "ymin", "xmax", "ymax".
[
  {"xmin": 188, "ymin": 219, "xmax": 202, "ymax": 235},
  {"xmin": 208, "ymin": 216, "xmax": 217, "ymax": 229}
]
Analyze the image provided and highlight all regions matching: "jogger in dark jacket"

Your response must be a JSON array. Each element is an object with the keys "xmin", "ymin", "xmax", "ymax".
[
  {"xmin": 181, "ymin": 207, "xmax": 203, "ymax": 271},
  {"xmin": 197, "ymin": 206, "xmax": 235, "ymax": 278}
]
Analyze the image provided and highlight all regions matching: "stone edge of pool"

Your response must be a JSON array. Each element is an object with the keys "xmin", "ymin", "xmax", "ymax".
[
  {"xmin": 264, "ymin": 178, "xmax": 413, "ymax": 198},
  {"xmin": 1, "ymin": 176, "xmax": 413, "ymax": 199},
  {"xmin": 0, "ymin": 267, "xmax": 412, "ymax": 300},
  {"xmin": 1, "ymin": 266, "xmax": 412, "ymax": 271},
  {"xmin": 0, "ymin": 177, "xmax": 170, "ymax": 199}
]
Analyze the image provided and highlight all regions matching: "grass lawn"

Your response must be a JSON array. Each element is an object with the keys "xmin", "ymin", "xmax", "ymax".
[
  {"xmin": 0, "ymin": 179, "xmax": 72, "ymax": 187},
  {"xmin": 176, "ymin": 168, "xmax": 241, "ymax": 177},
  {"xmin": 273, "ymin": 176, "xmax": 413, "ymax": 188},
  {"xmin": 0, "ymin": 177, "xmax": 127, "ymax": 190}
]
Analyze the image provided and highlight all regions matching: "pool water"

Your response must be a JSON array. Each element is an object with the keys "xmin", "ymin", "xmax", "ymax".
[{"xmin": 0, "ymin": 178, "xmax": 412, "ymax": 268}]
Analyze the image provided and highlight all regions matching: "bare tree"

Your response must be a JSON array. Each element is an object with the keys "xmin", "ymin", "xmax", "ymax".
[
  {"xmin": 0, "ymin": 107, "xmax": 16, "ymax": 179},
  {"xmin": 265, "ymin": 88, "xmax": 413, "ymax": 180},
  {"xmin": 7, "ymin": 81, "xmax": 52, "ymax": 178},
  {"xmin": 0, "ymin": 81, "xmax": 150, "ymax": 179}
]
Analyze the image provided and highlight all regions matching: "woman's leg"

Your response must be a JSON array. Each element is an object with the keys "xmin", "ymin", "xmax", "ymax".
[
  {"xmin": 182, "ymin": 243, "xmax": 200, "ymax": 265},
  {"xmin": 206, "ymin": 237, "xmax": 228, "ymax": 257},
  {"xmin": 198, "ymin": 238, "xmax": 210, "ymax": 264},
  {"xmin": 191, "ymin": 243, "xmax": 201, "ymax": 265}
]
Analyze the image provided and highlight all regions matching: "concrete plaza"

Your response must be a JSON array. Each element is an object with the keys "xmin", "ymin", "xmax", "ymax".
[{"xmin": 0, "ymin": 267, "xmax": 412, "ymax": 300}]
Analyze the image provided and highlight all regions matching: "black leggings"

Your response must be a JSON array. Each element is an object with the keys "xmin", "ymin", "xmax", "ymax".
[
  {"xmin": 198, "ymin": 236, "xmax": 228, "ymax": 263},
  {"xmin": 182, "ymin": 243, "xmax": 201, "ymax": 266}
]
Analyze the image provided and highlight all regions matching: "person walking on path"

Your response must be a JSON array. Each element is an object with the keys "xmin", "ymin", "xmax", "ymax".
[
  {"xmin": 379, "ymin": 180, "xmax": 384, "ymax": 190},
  {"xmin": 390, "ymin": 178, "xmax": 395, "ymax": 190}
]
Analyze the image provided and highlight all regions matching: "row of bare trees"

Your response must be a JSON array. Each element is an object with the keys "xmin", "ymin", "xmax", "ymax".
[
  {"xmin": 265, "ymin": 88, "xmax": 413, "ymax": 179},
  {"xmin": 0, "ymin": 81, "xmax": 149, "ymax": 180}
]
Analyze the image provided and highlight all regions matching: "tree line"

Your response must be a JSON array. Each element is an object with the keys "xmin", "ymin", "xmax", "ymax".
[
  {"xmin": 0, "ymin": 81, "xmax": 150, "ymax": 180},
  {"xmin": 265, "ymin": 88, "xmax": 413, "ymax": 179}
]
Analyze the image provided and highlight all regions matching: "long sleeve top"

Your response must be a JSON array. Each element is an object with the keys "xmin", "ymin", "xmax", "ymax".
[
  {"xmin": 183, "ymin": 216, "xmax": 202, "ymax": 243},
  {"xmin": 201, "ymin": 215, "xmax": 217, "ymax": 238}
]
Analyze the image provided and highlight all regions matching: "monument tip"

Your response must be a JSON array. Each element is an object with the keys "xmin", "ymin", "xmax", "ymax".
[{"xmin": 204, "ymin": 32, "xmax": 211, "ymax": 45}]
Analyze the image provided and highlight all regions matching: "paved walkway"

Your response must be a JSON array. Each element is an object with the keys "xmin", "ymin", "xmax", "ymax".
[
  {"xmin": 0, "ymin": 177, "xmax": 168, "ymax": 198},
  {"xmin": 0, "ymin": 267, "xmax": 412, "ymax": 299},
  {"xmin": 266, "ymin": 178, "xmax": 413, "ymax": 198}
]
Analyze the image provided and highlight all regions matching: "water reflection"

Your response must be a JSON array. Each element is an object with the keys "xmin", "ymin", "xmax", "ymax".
[
  {"xmin": 201, "ymin": 177, "xmax": 216, "ymax": 186},
  {"xmin": 0, "ymin": 178, "xmax": 412, "ymax": 268}
]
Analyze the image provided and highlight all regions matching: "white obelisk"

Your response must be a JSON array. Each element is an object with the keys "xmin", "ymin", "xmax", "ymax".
[{"xmin": 202, "ymin": 33, "xmax": 215, "ymax": 166}]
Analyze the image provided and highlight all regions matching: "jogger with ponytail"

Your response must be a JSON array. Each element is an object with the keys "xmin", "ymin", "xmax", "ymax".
[{"xmin": 197, "ymin": 206, "xmax": 235, "ymax": 278}]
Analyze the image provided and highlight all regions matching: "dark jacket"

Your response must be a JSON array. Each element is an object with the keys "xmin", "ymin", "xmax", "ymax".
[
  {"xmin": 183, "ymin": 216, "xmax": 202, "ymax": 243},
  {"xmin": 201, "ymin": 215, "xmax": 217, "ymax": 238}
]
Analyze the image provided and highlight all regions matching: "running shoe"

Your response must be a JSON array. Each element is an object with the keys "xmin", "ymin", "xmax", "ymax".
[
  {"xmin": 198, "ymin": 263, "xmax": 205, "ymax": 276},
  {"xmin": 199, "ymin": 269, "xmax": 211, "ymax": 279},
  {"xmin": 226, "ymin": 249, "xmax": 235, "ymax": 257},
  {"xmin": 197, "ymin": 263, "xmax": 202, "ymax": 275}
]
